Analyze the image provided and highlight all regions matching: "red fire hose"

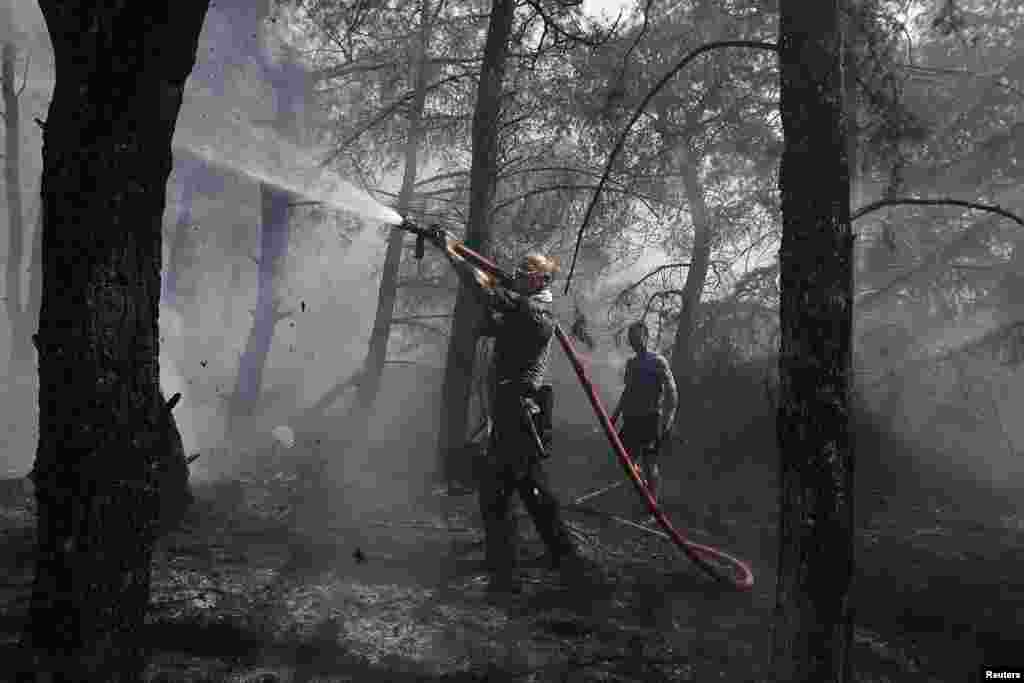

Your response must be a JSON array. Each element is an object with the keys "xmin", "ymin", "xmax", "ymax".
[
  {"xmin": 552, "ymin": 324, "xmax": 754, "ymax": 591},
  {"xmin": 408, "ymin": 224, "xmax": 755, "ymax": 590}
]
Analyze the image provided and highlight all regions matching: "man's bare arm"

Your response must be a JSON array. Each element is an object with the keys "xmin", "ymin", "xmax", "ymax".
[
  {"xmin": 444, "ymin": 236, "xmax": 496, "ymax": 291},
  {"xmin": 658, "ymin": 355, "xmax": 679, "ymax": 434}
]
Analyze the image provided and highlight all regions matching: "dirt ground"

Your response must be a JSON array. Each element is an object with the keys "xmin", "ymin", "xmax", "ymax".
[{"xmin": 0, "ymin": 426, "xmax": 1020, "ymax": 682}]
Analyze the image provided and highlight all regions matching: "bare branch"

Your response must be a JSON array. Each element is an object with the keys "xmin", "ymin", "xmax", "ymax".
[
  {"xmin": 614, "ymin": 262, "xmax": 691, "ymax": 306},
  {"xmin": 391, "ymin": 319, "xmax": 448, "ymax": 337},
  {"xmin": 564, "ymin": 40, "xmax": 779, "ymax": 295},
  {"xmin": 521, "ymin": 0, "xmax": 617, "ymax": 48},
  {"xmin": 320, "ymin": 72, "xmax": 471, "ymax": 166},
  {"xmin": 490, "ymin": 183, "xmax": 681, "ymax": 215},
  {"xmin": 390, "ymin": 314, "xmax": 452, "ymax": 322},
  {"xmin": 16, "ymin": 51, "xmax": 30, "ymax": 98},
  {"xmin": 851, "ymin": 198, "xmax": 1024, "ymax": 228}
]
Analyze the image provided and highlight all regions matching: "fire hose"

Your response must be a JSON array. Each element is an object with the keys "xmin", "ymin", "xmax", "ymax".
[{"xmin": 398, "ymin": 219, "xmax": 755, "ymax": 591}]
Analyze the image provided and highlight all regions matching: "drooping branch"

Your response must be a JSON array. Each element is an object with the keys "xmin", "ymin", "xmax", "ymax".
[
  {"xmin": 521, "ymin": 0, "xmax": 621, "ymax": 48},
  {"xmin": 490, "ymin": 182, "xmax": 681, "ymax": 215},
  {"xmin": 563, "ymin": 39, "xmax": 778, "ymax": 295},
  {"xmin": 613, "ymin": 262, "xmax": 691, "ymax": 307},
  {"xmin": 851, "ymin": 198, "xmax": 1024, "ymax": 228}
]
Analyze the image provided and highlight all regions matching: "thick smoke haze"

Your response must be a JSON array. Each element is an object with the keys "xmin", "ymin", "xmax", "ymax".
[{"xmin": 3, "ymin": 0, "xmax": 1022, "ymax": 504}]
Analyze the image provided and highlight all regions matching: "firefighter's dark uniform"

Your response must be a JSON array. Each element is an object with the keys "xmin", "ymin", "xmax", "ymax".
[
  {"xmin": 618, "ymin": 350, "xmax": 677, "ymax": 502},
  {"xmin": 476, "ymin": 285, "xmax": 578, "ymax": 588}
]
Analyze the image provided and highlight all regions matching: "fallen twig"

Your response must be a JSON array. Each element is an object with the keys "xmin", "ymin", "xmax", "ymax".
[
  {"xmin": 367, "ymin": 520, "xmax": 476, "ymax": 533},
  {"xmin": 572, "ymin": 481, "xmax": 626, "ymax": 505}
]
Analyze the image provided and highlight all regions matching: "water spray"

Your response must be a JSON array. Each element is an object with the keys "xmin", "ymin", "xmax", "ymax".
[
  {"xmin": 169, "ymin": 109, "xmax": 754, "ymax": 587},
  {"xmin": 396, "ymin": 217, "xmax": 755, "ymax": 591}
]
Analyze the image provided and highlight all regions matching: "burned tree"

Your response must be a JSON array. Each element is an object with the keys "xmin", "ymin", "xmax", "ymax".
[
  {"xmin": 21, "ymin": 1, "xmax": 210, "ymax": 680},
  {"xmin": 435, "ymin": 0, "xmax": 516, "ymax": 487},
  {"xmin": 770, "ymin": 1, "xmax": 856, "ymax": 682}
]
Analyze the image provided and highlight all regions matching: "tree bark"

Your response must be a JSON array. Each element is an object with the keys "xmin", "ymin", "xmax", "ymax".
[
  {"xmin": 21, "ymin": 2, "xmax": 209, "ymax": 680},
  {"xmin": 668, "ymin": 140, "xmax": 712, "ymax": 417},
  {"xmin": 770, "ymin": 1, "xmax": 856, "ymax": 682},
  {"xmin": 436, "ymin": 0, "xmax": 515, "ymax": 486},
  {"xmin": 345, "ymin": 0, "xmax": 434, "ymax": 434},
  {"xmin": 3, "ymin": 40, "xmax": 30, "ymax": 369}
]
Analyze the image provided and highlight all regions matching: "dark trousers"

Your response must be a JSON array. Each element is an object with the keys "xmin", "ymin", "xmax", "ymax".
[
  {"xmin": 479, "ymin": 388, "xmax": 576, "ymax": 575},
  {"xmin": 620, "ymin": 413, "xmax": 662, "ymax": 499}
]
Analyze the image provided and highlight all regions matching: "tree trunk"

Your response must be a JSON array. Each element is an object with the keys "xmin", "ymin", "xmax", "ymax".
[
  {"xmin": 229, "ymin": 184, "xmax": 293, "ymax": 426},
  {"xmin": 3, "ymin": 40, "xmax": 30, "ymax": 369},
  {"xmin": 21, "ymin": 2, "xmax": 209, "ymax": 680},
  {"xmin": 770, "ymin": 2, "xmax": 856, "ymax": 682},
  {"xmin": 163, "ymin": 154, "xmax": 213, "ymax": 313},
  {"xmin": 669, "ymin": 140, "xmax": 713, "ymax": 419},
  {"xmin": 228, "ymin": 1, "xmax": 308, "ymax": 431},
  {"xmin": 436, "ymin": 0, "xmax": 515, "ymax": 486},
  {"xmin": 345, "ymin": 0, "xmax": 434, "ymax": 434}
]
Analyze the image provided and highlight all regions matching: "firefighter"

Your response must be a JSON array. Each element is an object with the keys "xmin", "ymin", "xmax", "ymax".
[
  {"xmin": 610, "ymin": 320, "xmax": 678, "ymax": 507},
  {"xmin": 442, "ymin": 239, "xmax": 590, "ymax": 594}
]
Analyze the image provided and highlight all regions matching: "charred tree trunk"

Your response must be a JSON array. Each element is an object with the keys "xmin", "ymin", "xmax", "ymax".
[
  {"xmin": 436, "ymin": 0, "xmax": 515, "ymax": 486},
  {"xmin": 770, "ymin": 2, "xmax": 856, "ymax": 682},
  {"xmin": 3, "ymin": 40, "xmax": 31, "ymax": 369},
  {"xmin": 669, "ymin": 140, "xmax": 713, "ymax": 420},
  {"xmin": 345, "ymin": 0, "xmax": 434, "ymax": 433},
  {"xmin": 20, "ymin": 2, "xmax": 209, "ymax": 680}
]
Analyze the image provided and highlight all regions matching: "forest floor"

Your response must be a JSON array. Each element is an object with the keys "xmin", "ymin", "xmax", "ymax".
[{"xmin": 0, "ymin": 428, "xmax": 1020, "ymax": 682}]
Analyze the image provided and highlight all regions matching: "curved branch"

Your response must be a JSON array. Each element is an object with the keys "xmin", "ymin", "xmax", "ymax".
[
  {"xmin": 490, "ymin": 182, "xmax": 681, "ymax": 215},
  {"xmin": 522, "ymin": 0, "xmax": 619, "ymax": 48},
  {"xmin": 614, "ymin": 262, "xmax": 691, "ymax": 305},
  {"xmin": 851, "ymin": 198, "xmax": 1024, "ymax": 228},
  {"xmin": 563, "ymin": 39, "xmax": 779, "ymax": 295}
]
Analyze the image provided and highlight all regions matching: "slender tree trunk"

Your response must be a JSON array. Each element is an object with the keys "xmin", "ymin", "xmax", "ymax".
[
  {"xmin": 3, "ymin": 41, "xmax": 30, "ymax": 369},
  {"xmin": 229, "ymin": 184, "xmax": 293, "ymax": 425},
  {"xmin": 436, "ymin": 0, "xmax": 515, "ymax": 486},
  {"xmin": 669, "ymin": 140, "xmax": 713, "ymax": 418},
  {"xmin": 163, "ymin": 154, "xmax": 211, "ymax": 313},
  {"xmin": 26, "ymin": 203, "xmax": 42, "ymax": 351},
  {"xmin": 345, "ymin": 0, "xmax": 434, "ymax": 433},
  {"xmin": 770, "ymin": 2, "xmax": 856, "ymax": 682},
  {"xmin": 228, "ymin": 2, "xmax": 308, "ymax": 431},
  {"xmin": 21, "ymin": 2, "xmax": 209, "ymax": 680}
]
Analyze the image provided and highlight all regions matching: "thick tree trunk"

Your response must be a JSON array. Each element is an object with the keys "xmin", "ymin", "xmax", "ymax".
[
  {"xmin": 21, "ymin": 2, "xmax": 209, "ymax": 680},
  {"xmin": 669, "ymin": 141, "xmax": 712, "ymax": 419},
  {"xmin": 770, "ymin": 2, "xmax": 856, "ymax": 682},
  {"xmin": 345, "ymin": 0, "xmax": 433, "ymax": 433},
  {"xmin": 436, "ymin": 0, "xmax": 515, "ymax": 486},
  {"xmin": 3, "ymin": 41, "xmax": 30, "ymax": 369}
]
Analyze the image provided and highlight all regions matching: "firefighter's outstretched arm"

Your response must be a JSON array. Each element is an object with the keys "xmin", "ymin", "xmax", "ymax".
[{"xmin": 442, "ymin": 235, "xmax": 497, "ymax": 295}]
